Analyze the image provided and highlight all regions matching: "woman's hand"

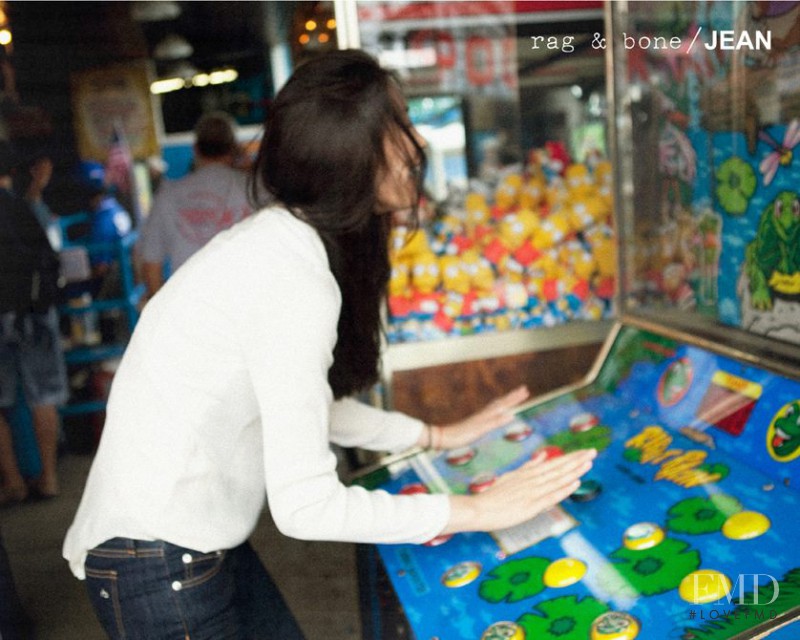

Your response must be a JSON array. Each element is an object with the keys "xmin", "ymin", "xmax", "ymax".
[
  {"xmin": 441, "ymin": 448, "xmax": 597, "ymax": 534},
  {"xmin": 424, "ymin": 385, "xmax": 531, "ymax": 451}
]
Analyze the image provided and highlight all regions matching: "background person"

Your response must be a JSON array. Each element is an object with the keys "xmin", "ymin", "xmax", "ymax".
[
  {"xmin": 0, "ymin": 140, "xmax": 66, "ymax": 502},
  {"xmin": 78, "ymin": 161, "xmax": 133, "ymax": 275},
  {"xmin": 137, "ymin": 111, "xmax": 252, "ymax": 300},
  {"xmin": 63, "ymin": 51, "xmax": 595, "ymax": 639},
  {"xmin": 16, "ymin": 151, "xmax": 62, "ymax": 251}
]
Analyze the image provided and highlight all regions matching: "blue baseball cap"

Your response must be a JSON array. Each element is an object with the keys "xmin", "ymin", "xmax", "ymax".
[{"xmin": 77, "ymin": 160, "xmax": 106, "ymax": 192}]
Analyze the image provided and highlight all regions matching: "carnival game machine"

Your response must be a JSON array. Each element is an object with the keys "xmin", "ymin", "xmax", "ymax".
[{"xmin": 353, "ymin": 1, "xmax": 800, "ymax": 639}]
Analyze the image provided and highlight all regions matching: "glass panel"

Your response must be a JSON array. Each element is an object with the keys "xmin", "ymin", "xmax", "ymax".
[
  {"xmin": 356, "ymin": 1, "xmax": 612, "ymax": 344},
  {"xmin": 610, "ymin": 0, "xmax": 800, "ymax": 351}
]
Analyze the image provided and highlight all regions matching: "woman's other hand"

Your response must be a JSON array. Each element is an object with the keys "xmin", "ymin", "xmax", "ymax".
[{"xmin": 423, "ymin": 385, "xmax": 531, "ymax": 451}]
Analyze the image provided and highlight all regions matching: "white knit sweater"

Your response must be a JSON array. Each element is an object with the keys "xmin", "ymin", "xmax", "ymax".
[{"xmin": 63, "ymin": 207, "xmax": 449, "ymax": 579}]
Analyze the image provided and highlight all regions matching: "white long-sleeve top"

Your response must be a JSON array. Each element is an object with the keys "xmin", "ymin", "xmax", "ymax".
[{"xmin": 63, "ymin": 207, "xmax": 450, "ymax": 579}]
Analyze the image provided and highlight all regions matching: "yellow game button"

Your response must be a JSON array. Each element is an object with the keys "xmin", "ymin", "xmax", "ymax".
[
  {"xmin": 481, "ymin": 621, "xmax": 525, "ymax": 640},
  {"xmin": 543, "ymin": 557, "xmax": 587, "ymax": 588},
  {"xmin": 590, "ymin": 611, "xmax": 640, "ymax": 639},
  {"xmin": 622, "ymin": 522, "xmax": 665, "ymax": 551},
  {"xmin": 442, "ymin": 561, "xmax": 482, "ymax": 588},
  {"xmin": 679, "ymin": 569, "xmax": 732, "ymax": 604},
  {"xmin": 722, "ymin": 511, "xmax": 771, "ymax": 540}
]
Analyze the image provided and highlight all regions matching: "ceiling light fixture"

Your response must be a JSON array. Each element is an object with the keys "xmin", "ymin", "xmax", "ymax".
[
  {"xmin": 153, "ymin": 33, "xmax": 193, "ymax": 61},
  {"xmin": 131, "ymin": 1, "xmax": 181, "ymax": 23},
  {"xmin": 150, "ymin": 66, "xmax": 238, "ymax": 95}
]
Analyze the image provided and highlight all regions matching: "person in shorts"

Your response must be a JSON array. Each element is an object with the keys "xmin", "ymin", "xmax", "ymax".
[{"xmin": 0, "ymin": 140, "xmax": 67, "ymax": 503}]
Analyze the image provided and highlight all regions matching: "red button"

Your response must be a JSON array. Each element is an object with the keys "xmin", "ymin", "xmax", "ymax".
[
  {"xmin": 535, "ymin": 445, "xmax": 564, "ymax": 461},
  {"xmin": 469, "ymin": 472, "xmax": 496, "ymax": 494},
  {"xmin": 399, "ymin": 483, "xmax": 429, "ymax": 495}
]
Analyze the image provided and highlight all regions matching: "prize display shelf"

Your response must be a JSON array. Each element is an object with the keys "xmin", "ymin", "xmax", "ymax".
[{"xmin": 57, "ymin": 212, "xmax": 145, "ymax": 419}]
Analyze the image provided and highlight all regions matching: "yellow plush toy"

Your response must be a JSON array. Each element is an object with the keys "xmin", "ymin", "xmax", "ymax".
[
  {"xmin": 439, "ymin": 254, "xmax": 471, "ymax": 295},
  {"xmin": 410, "ymin": 250, "xmax": 441, "ymax": 295},
  {"xmin": 495, "ymin": 173, "xmax": 524, "ymax": 212},
  {"xmin": 585, "ymin": 225, "xmax": 616, "ymax": 299},
  {"xmin": 564, "ymin": 163, "xmax": 595, "ymax": 200},
  {"xmin": 391, "ymin": 226, "xmax": 432, "ymax": 262},
  {"xmin": 500, "ymin": 255, "xmax": 526, "ymax": 283},
  {"xmin": 566, "ymin": 196, "xmax": 610, "ymax": 232},
  {"xmin": 498, "ymin": 208, "xmax": 539, "ymax": 251},
  {"xmin": 593, "ymin": 234, "xmax": 616, "ymax": 281},
  {"xmin": 461, "ymin": 250, "xmax": 495, "ymax": 294},
  {"xmin": 464, "ymin": 193, "xmax": 491, "ymax": 232},
  {"xmin": 519, "ymin": 175, "xmax": 546, "ymax": 211},
  {"xmin": 593, "ymin": 160, "xmax": 614, "ymax": 210},
  {"xmin": 530, "ymin": 250, "xmax": 564, "ymax": 280},
  {"xmin": 388, "ymin": 262, "xmax": 410, "ymax": 297},
  {"xmin": 545, "ymin": 185, "xmax": 568, "ymax": 214},
  {"xmin": 532, "ymin": 209, "xmax": 571, "ymax": 250},
  {"xmin": 559, "ymin": 240, "xmax": 596, "ymax": 281}
]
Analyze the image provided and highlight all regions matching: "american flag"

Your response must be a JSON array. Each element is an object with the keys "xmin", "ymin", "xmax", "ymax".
[{"xmin": 104, "ymin": 122, "xmax": 133, "ymax": 195}]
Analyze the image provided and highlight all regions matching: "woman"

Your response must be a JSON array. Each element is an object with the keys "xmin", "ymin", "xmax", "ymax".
[{"xmin": 64, "ymin": 50, "xmax": 595, "ymax": 639}]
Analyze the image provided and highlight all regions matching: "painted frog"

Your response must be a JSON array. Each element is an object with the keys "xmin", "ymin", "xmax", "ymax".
[{"xmin": 744, "ymin": 191, "xmax": 800, "ymax": 309}]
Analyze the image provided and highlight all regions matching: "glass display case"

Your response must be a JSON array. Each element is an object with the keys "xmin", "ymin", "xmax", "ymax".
[
  {"xmin": 609, "ymin": 0, "xmax": 800, "ymax": 366},
  {"xmin": 339, "ymin": 1, "xmax": 613, "ymax": 365}
]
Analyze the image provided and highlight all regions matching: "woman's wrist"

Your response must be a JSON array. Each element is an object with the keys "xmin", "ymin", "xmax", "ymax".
[
  {"xmin": 430, "ymin": 424, "xmax": 441, "ymax": 450},
  {"xmin": 441, "ymin": 493, "xmax": 482, "ymax": 535},
  {"xmin": 422, "ymin": 423, "xmax": 442, "ymax": 451}
]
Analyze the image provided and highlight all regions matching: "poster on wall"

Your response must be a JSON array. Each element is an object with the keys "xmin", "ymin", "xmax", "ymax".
[
  {"xmin": 71, "ymin": 60, "xmax": 161, "ymax": 162},
  {"xmin": 616, "ymin": 0, "xmax": 800, "ymax": 346}
]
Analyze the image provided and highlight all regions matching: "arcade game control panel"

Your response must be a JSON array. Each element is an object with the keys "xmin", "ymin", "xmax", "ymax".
[{"xmin": 364, "ymin": 322, "xmax": 800, "ymax": 640}]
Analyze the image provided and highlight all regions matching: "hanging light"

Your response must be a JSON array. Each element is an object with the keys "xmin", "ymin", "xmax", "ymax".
[
  {"xmin": 151, "ymin": 65, "xmax": 238, "ymax": 95},
  {"xmin": 131, "ymin": 1, "xmax": 181, "ymax": 23},
  {"xmin": 153, "ymin": 33, "xmax": 194, "ymax": 61}
]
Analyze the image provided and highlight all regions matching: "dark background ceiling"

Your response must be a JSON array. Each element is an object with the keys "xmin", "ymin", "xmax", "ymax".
[
  {"xmin": 9, "ymin": 1, "xmax": 271, "ymax": 75},
  {"xmin": 3, "ymin": 1, "xmax": 286, "ymax": 210}
]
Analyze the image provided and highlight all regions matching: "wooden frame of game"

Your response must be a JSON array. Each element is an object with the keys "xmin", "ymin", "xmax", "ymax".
[{"xmin": 347, "ymin": 1, "xmax": 800, "ymax": 639}]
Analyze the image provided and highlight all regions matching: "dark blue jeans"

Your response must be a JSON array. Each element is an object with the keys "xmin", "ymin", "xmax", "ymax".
[{"xmin": 84, "ymin": 538, "xmax": 306, "ymax": 640}]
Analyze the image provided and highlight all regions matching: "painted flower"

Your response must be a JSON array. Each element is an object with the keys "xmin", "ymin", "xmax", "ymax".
[
  {"xmin": 667, "ymin": 494, "xmax": 741, "ymax": 535},
  {"xmin": 517, "ymin": 595, "xmax": 609, "ymax": 640},
  {"xmin": 715, "ymin": 156, "xmax": 756, "ymax": 216},
  {"xmin": 478, "ymin": 556, "xmax": 549, "ymax": 604},
  {"xmin": 598, "ymin": 537, "xmax": 700, "ymax": 597}
]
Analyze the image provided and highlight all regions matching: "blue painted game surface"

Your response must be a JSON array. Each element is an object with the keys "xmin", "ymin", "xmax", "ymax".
[{"xmin": 375, "ymin": 325, "xmax": 800, "ymax": 640}]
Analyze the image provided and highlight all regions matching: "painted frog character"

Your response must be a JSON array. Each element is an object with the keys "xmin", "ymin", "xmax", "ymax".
[
  {"xmin": 770, "ymin": 401, "xmax": 800, "ymax": 459},
  {"xmin": 744, "ymin": 191, "xmax": 800, "ymax": 310}
]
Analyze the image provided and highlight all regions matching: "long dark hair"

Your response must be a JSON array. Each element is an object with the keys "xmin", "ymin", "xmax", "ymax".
[{"xmin": 251, "ymin": 50, "xmax": 425, "ymax": 399}]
